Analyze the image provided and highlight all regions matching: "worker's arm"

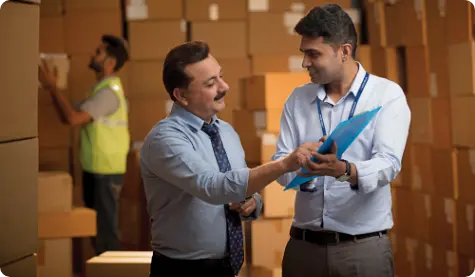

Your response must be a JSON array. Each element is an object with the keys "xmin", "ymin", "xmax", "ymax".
[{"xmin": 48, "ymin": 86, "xmax": 92, "ymax": 126}]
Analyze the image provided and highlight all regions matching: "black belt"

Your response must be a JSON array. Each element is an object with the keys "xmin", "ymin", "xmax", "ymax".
[
  {"xmin": 290, "ymin": 226, "xmax": 388, "ymax": 245},
  {"xmin": 152, "ymin": 251, "xmax": 230, "ymax": 268}
]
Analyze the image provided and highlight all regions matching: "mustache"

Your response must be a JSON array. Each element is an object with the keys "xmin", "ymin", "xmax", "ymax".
[{"xmin": 214, "ymin": 91, "xmax": 227, "ymax": 100}]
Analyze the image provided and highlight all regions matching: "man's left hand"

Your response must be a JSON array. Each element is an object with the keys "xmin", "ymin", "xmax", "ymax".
[
  {"xmin": 229, "ymin": 197, "xmax": 256, "ymax": 217},
  {"xmin": 297, "ymin": 141, "xmax": 346, "ymax": 178}
]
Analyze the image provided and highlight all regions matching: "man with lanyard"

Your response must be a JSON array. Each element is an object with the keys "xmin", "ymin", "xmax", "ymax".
[
  {"xmin": 272, "ymin": 5, "xmax": 411, "ymax": 277},
  {"xmin": 38, "ymin": 34, "xmax": 130, "ymax": 255}
]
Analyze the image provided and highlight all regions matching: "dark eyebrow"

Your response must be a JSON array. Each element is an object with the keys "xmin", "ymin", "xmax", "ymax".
[{"xmin": 300, "ymin": 48, "xmax": 320, "ymax": 55}]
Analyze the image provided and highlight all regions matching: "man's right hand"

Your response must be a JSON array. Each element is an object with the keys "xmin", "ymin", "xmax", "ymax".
[{"xmin": 281, "ymin": 141, "xmax": 323, "ymax": 172}]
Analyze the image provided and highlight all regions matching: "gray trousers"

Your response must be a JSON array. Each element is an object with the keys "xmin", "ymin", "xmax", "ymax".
[
  {"xmin": 282, "ymin": 233, "xmax": 394, "ymax": 277},
  {"xmin": 83, "ymin": 171, "xmax": 124, "ymax": 255}
]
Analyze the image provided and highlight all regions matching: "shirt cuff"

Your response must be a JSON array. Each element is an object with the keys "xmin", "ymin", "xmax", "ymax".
[
  {"xmin": 241, "ymin": 193, "xmax": 262, "ymax": 221},
  {"xmin": 352, "ymin": 161, "xmax": 378, "ymax": 194}
]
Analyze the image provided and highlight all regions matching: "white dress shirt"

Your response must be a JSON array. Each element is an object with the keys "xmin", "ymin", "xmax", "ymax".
[{"xmin": 272, "ymin": 63, "xmax": 411, "ymax": 235}]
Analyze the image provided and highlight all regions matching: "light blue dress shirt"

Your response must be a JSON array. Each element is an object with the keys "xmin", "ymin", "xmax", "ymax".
[
  {"xmin": 272, "ymin": 63, "xmax": 411, "ymax": 235},
  {"xmin": 140, "ymin": 103, "xmax": 262, "ymax": 259}
]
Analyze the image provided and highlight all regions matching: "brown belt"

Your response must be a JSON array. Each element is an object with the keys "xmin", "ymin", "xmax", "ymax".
[{"xmin": 290, "ymin": 226, "xmax": 388, "ymax": 245}]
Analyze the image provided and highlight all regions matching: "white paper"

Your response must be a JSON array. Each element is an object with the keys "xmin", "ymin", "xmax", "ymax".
[
  {"xmin": 346, "ymin": 9, "xmax": 361, "ymax": 24},
  {"xmin": 130, "ymin": 0, "xmax": 146, "ymax": 5},
  {"xmin": 290, "ymin": 2, "xmax": 306, "ymax": 12},
  {"xmin": 253, "ymin": 111, "xmax": 267, "ymax": 129},
  {"xmin": 209, "ymin": 4, "xmax": 219, "ymax": 21},
  {"xmin": 288, "ymin": 56, "xmax": 304, "ymax": 72},
  {"xmin": 126, "ymin": 4, "xmax": 148, "ymax": 20},
  {"xmin": 284, "ymin": 11, "xmax": 303, "ymax": 35},
  {"xmin": 180, "ymin": 19, "xmax": 187, "ymax": 33},
  {"xmin": 248, "ymin": 0, "xmax": 269, "ymax": 12},
  {"xmin": 262, "ymin": 133, "xmax": 277, "ymax": 145}
]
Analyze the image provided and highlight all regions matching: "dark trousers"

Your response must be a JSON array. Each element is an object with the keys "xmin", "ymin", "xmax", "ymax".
[
  {"xmin": 282, "ymin": 229, "xmax": 394, "ymax": 277},
  {"xmin": 150, "ymin": 252, "xmax": 235, "ymax": 277},
  {"xmin": 83, "ymin": 171, "xmax": 124, "ymax": 255}
]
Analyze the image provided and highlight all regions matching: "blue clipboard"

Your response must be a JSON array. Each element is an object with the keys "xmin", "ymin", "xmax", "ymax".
[{"xmin": 284, "ymin": 106, "xmax": 383, "ymax": 191}]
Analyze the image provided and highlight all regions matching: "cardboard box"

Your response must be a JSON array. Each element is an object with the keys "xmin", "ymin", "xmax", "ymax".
[
  {"xmin": 414, "ymin": 243, "xmax": 457, "ymax": 277},
  {"xmin": 370, "ymin": 47, "xmax": 404, "ymax": 88},
  {"xmin": 408, "ymin": 97, "xmax": 432, "ymax": 143},
  {"xmin": 456, "ymin": 149, "xmax": 475, "ymax": 203},
  {"xmin": 0, "ymin": 139, "xmax": 38, "ymax": 266},
  {"xmin": 38, "ymin": 207, "xmax": 97, "ymax": 239},
  {"xmin": 356, "ymin": 45, "xmax": 372, "ymax": 73},
  {"xmin": 65, "ymin": 0, "xmax": 121, "ymax": 11},
  {"xmin": 40, "ymin": 0, "xmax": 64, "ymax": 17},
  {"xmin": 249, "ymin": 12, "xmax": 303, "ymax": 56},
  {"xmin": 425, "ymin": 0, "xmax": 446, "ymax": 47},
  {"xmin": 129, "ymin": 20, "xmax": 187, "ymax": 60},
  {"xmin": 248, "ymin": 266, "xmax": 283, "ymax": 277},
  {"xmin": 191, "ymin": 21, "xmax": 247, "ymax": 59},
  {"xmin": 406, "ymin": 46, "xmax": 430, "ymax": 97},
  {"xmin": 390, "ymin": 234, "xmax": 415, "ymax": 277},
  {"xmin": 0, "ymin": 1, "xmax": 39, "ymax": 143},
  {"xmin": 261, "ymin": 182, "xmax": 295, "ymax": 218},
  {"xmin": 451, "ymin": 97, "xmax": 475, "ymax": 147},
  {"xmin": 218, "ymin": 57, "xmax": 251, "ymax": 109},
  {"xmin": 38, "ymin": 239, "xmax": 73, "ymax": 277},
  {"xmin": 128, "ymin": 60, "xmax": 167, "ymax": 99},
  {"xmin": 365, "ymin": 1, "xmax": 387, "ymax": 47},
  {"xmin": 431, "ymin": 148, "xmax": 458, "ymax": 199},
  {"xmin": 251, "ymin": 218, "xmax": 292, "ymax": 269},
  {"xmin": 38, "ymin": 103, "xmax": 72, "ymax": 148},
  {"xmin": 39, "ymin": 17, "xmax": 65, "ymax": 53},
  {"xmin": 65, "ymin": 10, "xmax": 122, "ymax": 55},
  {"xmin": 401, "ymin": 0, "xmax": 427, "ymax": 46},
  {"xmin": 429, "ymin": 196, "xmax": 456, "ymax": 250},
  {"xmin": 410, "ymin": 143, "xmax": 434, "ymax": 194},
  {"xmin": 38, "ymin": 171, "xmax": 73, "ymax": 213},
  {"xmin": 86, "ymin": 256, "xmax": 151, "ymax": 277},
  {"xmin": 185, "ymin": 0, "xmax": 247, "ymax": 20},
  {"xmin": 456, "ymin": 200, "xmax": 475, "ymax": 256},
  {"xmin": 446, "ymin": 0, "xmax": 473, "ymax": 45},
  {"xmin": 242, "ymin": 72, "xmax": 309, "ymax": 110},
  {"xmin": 126, "ymin": 0, "xmax": 183, "ymax": 21},
  {"xmin": 458, "ymin": 253, "xmax": 475, "ymax": 277},
  {"xmin": 39, "ymin": 147, "xmax": 71, "ymax": 173},
  {"xmin": 251, "ymin": 55, "xmax": 304, "ymax": 74},
  {"xmin": 448, "ymin": 42, "xmax": 475, "ymax": 97},
  {"xmin": 129, "ymin": 98, "xmax": 171, "ymax": 141},
  {"xmin": 431, "ymin": 98, "xmax": 452, "ymax": 149},
  {"xmin": 100, "ymin": 251, "xmax": 153, "ymax": 258},
  {"xmin": 1, "ymin": 254, "xmax": 37, "ymax": 277},
  {"xmin": 383, "ymin": 1, "xmax": 403, "ymax": 47}
]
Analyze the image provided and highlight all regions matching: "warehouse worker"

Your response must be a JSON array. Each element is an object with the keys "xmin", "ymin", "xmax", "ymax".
[
  {"xmin": 38, "ymin": 34, "xmax": 130, "ymax": 255},
  {"xmin": 140, "ymin": 41, "xmax": 321, "ymax": 277},
  {"xmin": 272, "ymin": 5, "xmax": 411, "ymax": 277}
]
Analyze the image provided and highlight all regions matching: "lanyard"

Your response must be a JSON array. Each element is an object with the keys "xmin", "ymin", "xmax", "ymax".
[{"xmin": 316, "ymin": 72, "xmax": 370, "ymax": 136}]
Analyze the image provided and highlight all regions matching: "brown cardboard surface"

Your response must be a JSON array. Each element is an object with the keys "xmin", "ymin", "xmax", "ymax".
[
  {"xmin": 1, "ymin": 254, "xmax": 37, "ymax": 277},
  {"xmin": 410, "ymin": 143, "xmax": 434, "ymax": 194},
  {"xmin": 406, "ymin": 46, "xmax": 430, "ymax": 97},
  {"xmin": 448, "ymin": 42, "xmax": 475, "ymax": 97},
  {"xmin": 456, "ymin": 148, "xmax": 475, "ymax": 203},
  {"xmin": 456, "ymin": 200, "xmax": 475, "ymax": 256},
  {"xmin": 128, "ymin": 60, "xmax": 167, "ymax": 99},
  {"xmin": 429, "ymin": 197, "xmax": 456, "ymax": 251},
  {"xmin": 65, "ymin": 10, "xmax": 122, "ymax": 55},
  {"xmin": 129, "ymin": 20, "xmax": 187, "ymax": 60},
  {"xmin": 243, "ymin": 72, "xmax": 310, "ymax": 110},
  {"xmin": 451, "ymin": 97, "xmax": 475, "ymax": 148},
  {"xmin": 251, "ymin": 55, "xmax": 305, "ymax": 74},
  {"xmin": 431, "ymin": 98, "xmax": 452, "ymax": 149},
  {"xmin": 408, "ymin": 97, "xmax": 432, "ymax": 144},
  {"xmin": 217, "ymin": 57, "xmax": 251, "ymax": 108},
  {"xmin": 128, "ymin": 98, "xmax": 171, "ymax": 141},
  {"xmin": 431, "ymin": 148, "xmax": 458, "ymax": 199},
  {"xmin": 40, "ymin": 0, "xmax": 64, "ymax": 17},
  {"xmin": 37, "ymin": 239, "xmax": 73, "ymax": 277},
  {"xmin": 185, "ymin": 0, "xmax": 247, "ymax": 20},
  {"xmin": 0, "ymin": 1, "xmax": 39, "ymax": 143},
  {"xmin": 370, "ymin": 47, "xmax": 404, "ymax": 87},
  {"xmin": 0, "ymin": 139, "xmax": 38, "ymax": 266},
  {"xmin": 39, "ymin": 147, "xmax": 71, "ymax": 173},
  {"xmin": 38, "ymin": 171, "xmax": 73, "ymax": 213},
  {"xmin": 261, "ymin": 182, "xmax": 295, "ymax": 218},
  {"xmin": 249, "ymin": 12, "xmax": 303, "ymax": 56},
  {"xmin": 191, "ymin": 21, "xmax": 247, "ymax": 59},
  {"xmin": 38, "ymin": 207, "xmax": 96, "ymax": 239},
  {"xmin": 400, "ymin": 0, "xmax": 427, "ymax": 46},
  {"xmin": 39, "ymin": 16, "xmax": 65, "ymax": 53},
  {"xmin": 65, "ymin": 0, "xmax": 121, "ymax": 11},
  {"xmin": 38, "ymin": 103, "xmax": 72, "ymax": 148},
  {"xmin": 365, "ymin": 1, "xmax": 387, "ymax": 47},
  {"xmin": 446, "ymin": 0, "xmax": 473, "ymax": 45},
  {"xmin": 126, "ymin": 0, "xmax": 183, "ymax": 20},
  {"xmin": 86, "ymin": 256, "xmax": 151, "ymax": 277}
]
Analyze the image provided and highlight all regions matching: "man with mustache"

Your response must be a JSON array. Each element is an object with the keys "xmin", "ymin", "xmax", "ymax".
[
  {"xmin": 38, "ymin": 34, "xmax": 130, "ymax": 255},
  {"xmin": 272, "ymin": 4, "xmax": 411, "ymax": 277},
  {"xmin": 140, "ymin": 40, "xmax": 321, "ymax": 277}
]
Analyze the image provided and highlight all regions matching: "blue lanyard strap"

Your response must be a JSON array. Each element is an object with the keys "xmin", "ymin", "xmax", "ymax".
[{"xmin": 316, "ymin": 72, "xmax": 370, "ymax": 136}]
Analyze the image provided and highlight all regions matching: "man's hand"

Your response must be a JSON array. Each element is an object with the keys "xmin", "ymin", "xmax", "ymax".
[
  {"xmin": 297, "ymin": 139, "xmax": 346, "ymax": 178},
  {"xmin": 38, "ymin": 60, "xmax": 57, "ymax": 90},
  {"xmin": 229, "ymin": 196, "xmax": 257, "ymax": 217},
  {"xmin": 281, "ymin": 141, "xmax": 324, "ymax": 172}
]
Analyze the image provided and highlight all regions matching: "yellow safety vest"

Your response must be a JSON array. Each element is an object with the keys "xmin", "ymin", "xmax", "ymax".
[{"xmin": 79, "ymin": 76, "xmax": 130, "ymax": 174}]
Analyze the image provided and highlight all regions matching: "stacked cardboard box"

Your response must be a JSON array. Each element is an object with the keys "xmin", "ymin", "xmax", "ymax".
[
  {"xmin": 187, "ymin": 0, "xmax": 251, "ymax": 126},
  {"xmin": 364, "ymin": 0, "xmax": 475, "ymax": 276},
  {"xmin": 37, "ymin": 171, "xmax": 97, "ymax": 277},
  {"xmin": 0, "ymin": 1, "xmax": 40, "ymax": 276},
  {"xmin": 125, "ymin": 0, "xmax": 186, "ymax": 141}
]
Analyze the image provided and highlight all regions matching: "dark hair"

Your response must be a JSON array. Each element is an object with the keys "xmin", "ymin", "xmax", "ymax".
[
  {"xmin": 294, "ymin": 4, "xmax": 358, "ymax": 58},
  {"xmin": 101, "ymin": 34, "xmax": 129, "ymax": 72},
  {"xmin": 162, "ymin": 41, "xmax": 210, "ymax": 101}
]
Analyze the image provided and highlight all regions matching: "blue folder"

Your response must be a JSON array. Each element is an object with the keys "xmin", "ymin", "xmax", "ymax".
[{"xmin": 284, "ymin": 106, "xmax": 383, "ymax": 191}]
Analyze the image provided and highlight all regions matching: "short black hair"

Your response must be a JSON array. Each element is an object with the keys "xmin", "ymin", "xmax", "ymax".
[
  {"xmin": 101, "ymin": 34, "xmax": 129, "ymax": 72},
  {"xmin": 162, "ymin": 41, "xmax": 210, "ymax": 101},
  {"xmin": 294, "ymin": 4, "xmax": 358, "ymax": 58}
]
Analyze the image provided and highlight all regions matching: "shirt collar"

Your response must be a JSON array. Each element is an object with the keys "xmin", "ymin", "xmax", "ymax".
[
  {"xmin": 169, "ymin": 103, "xmax": 219, "ymax": 132},
  {"xmin": 311, "ymin": 62, "xmax": 367, "ymax": 103}
]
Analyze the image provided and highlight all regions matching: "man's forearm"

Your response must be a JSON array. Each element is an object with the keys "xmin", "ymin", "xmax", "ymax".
[
  {"xmin": 246, "ymin": 159, "xmax": 288, "ymax": 197},
  {"xmin": 49, "ymin": 87, "xmax": 76, "ymax": 124}
]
